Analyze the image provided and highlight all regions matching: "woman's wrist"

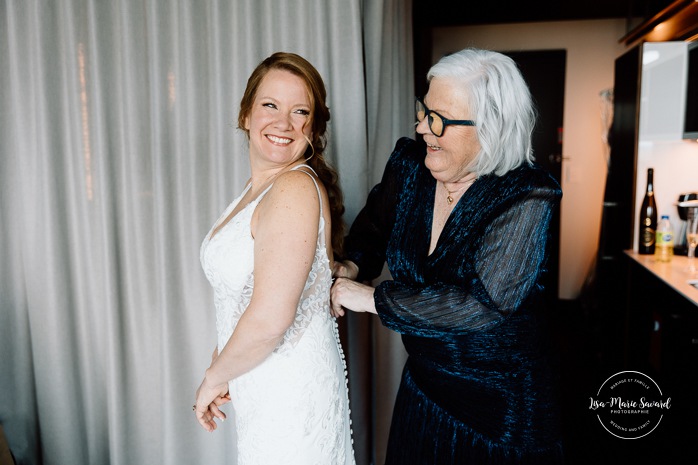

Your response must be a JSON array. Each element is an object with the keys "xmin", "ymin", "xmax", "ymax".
[
  {"xmin": 204, "ymin": 365, "xmax": 227, "ymax": 388},
  {"xmin": 364, "ymin": 285, "xmax": 378, "ymax": 314}
]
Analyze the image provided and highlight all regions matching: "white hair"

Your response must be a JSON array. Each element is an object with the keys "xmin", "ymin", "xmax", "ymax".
[{"xmin": 427, "ymin": 48, "xmax": 536, "ymax": 176}]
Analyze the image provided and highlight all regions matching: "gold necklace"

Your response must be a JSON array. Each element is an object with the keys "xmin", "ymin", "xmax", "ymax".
[
  {"xmin": 442, "ymin": 176, "xmax": 476, "ymax": 204},
  {"xmin": 444, "ymin": 185, "xmax": 464, "ymax": 204}
]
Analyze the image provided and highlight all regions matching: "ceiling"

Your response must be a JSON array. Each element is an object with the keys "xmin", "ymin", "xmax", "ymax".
[{"xmin": 414, "ymin": 0, "xmax": 674, "ymax": 27}]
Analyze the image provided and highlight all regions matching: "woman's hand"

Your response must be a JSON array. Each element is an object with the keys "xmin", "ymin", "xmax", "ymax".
[
  {"xmin": 194, "ymin": 375, "xmax": 231, "ymax": 432},
  {"xmin": 330, "ymin": 277, "xmax": 377, "ymax": 317},
  {"xmin": 332, "ymin": 260, "xmax": 359, "ymax": 280}
]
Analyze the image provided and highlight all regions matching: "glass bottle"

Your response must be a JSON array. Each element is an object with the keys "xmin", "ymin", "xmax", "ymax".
[{"xmin": 638, "ymin": 168, "xmax": 657, "ymax": 255}]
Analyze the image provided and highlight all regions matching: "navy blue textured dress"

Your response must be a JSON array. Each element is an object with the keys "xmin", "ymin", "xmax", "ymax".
[{"xmin": 345, "ymin": 138, "xmax": 564, "ymax": 464}]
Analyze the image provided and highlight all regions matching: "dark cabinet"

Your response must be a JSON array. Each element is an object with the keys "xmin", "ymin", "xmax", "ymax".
[
  {"xmin": 624, "ymin": 255, "xmax": 698, "ymax": 461},
  {"xmin": 585, "ymin": 45, "xmax": 642, "ymax": 372},
  {"xmin": 601, "ymin": 46, "xmax": 640, "ymax": 261}
]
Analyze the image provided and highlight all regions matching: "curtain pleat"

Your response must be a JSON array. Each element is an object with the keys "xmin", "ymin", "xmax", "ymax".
[{"xmin": 1, "ymin": 1, "xmax": 413, "ymax": 464}]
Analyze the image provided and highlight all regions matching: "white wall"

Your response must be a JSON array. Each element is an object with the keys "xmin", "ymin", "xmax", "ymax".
[
  {"xmin": 431, "ymin": 19, "xmax": 629, "ymax": 299},
  {"xmin": 634, "ymin": 42, "xmax": 698, "ymax": 250}
]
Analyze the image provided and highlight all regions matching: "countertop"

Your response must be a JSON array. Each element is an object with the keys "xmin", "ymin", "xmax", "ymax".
[{"xmin": 625, "ymin": 250, "xmax": 698, "ymax": 307}]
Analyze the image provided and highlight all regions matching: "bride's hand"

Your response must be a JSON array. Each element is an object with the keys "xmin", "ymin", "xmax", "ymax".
[
  {"xmin": 194, "ymin": 376, "xmax": 231, "ymax": 432},
  {"xmin": 330, "ymin": 277, "xmax": 377, "ymax": 317}
]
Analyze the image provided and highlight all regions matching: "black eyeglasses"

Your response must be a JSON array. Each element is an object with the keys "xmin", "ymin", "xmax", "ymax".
[{"xmin": 415, "ymin": 97, "xmax": 476, "ymax": 137}]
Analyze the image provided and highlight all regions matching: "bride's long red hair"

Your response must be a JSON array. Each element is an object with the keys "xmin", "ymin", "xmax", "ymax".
[{"xmin": 238, "ymin": 52, "xmax": 345, "ymax": 257}]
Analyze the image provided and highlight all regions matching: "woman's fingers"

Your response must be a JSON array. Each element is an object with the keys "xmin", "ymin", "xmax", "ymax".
[
  {"xmin": 330, "ymin": 303, "xmax": 346, "ymax": 318},
  {"xmin": 330, "ymin": 278, "xmax": 348, "ymax": 317},
  {"xmin": 331, "ymin": 277, "xmax": 377, "ymax": 314},
  {"xmin": 332, "ymin": 260, "xmax": 359, "ymax": 279},
  {"xmin": 211, "ymin": 393, "xmax": 231, "ymax": 420},
  {"xmin": 194, "ymin": 404, "xmax": 218, "ymax": 432},
  {"xmin": 209, "ymin": 402, "xmax": 227, "ymax": 422},
  {"xmin": 194, "ymin": 382, "xmax": 231, "ymax": 432},
  {"xmin": 194, "ymin": 399, "xmax": 229, "ymax": 431}
]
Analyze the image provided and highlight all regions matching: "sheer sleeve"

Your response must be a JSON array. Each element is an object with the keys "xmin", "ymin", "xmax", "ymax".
[
  {"xmin": 344, "ymin": 138, "xmax": 414, "ymax": 281},
  {"xmin": 375, "ymin": 187, "xmax": 556, "ymax": 337}
]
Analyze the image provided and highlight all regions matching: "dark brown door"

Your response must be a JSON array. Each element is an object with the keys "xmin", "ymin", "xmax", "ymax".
[{"xmin": 504, "ymin": 49, "xmax": 566, "ymax": 305}]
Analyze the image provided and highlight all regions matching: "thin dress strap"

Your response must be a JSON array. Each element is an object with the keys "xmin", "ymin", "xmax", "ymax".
[{"xmin": 291, "ymin": 164, "xmax": 323, "ymax": 217}]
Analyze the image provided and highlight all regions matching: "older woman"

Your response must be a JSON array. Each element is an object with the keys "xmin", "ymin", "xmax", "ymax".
[{"xmin": 331, "ymin": 48, "xmax": 563, "ymax": 464}]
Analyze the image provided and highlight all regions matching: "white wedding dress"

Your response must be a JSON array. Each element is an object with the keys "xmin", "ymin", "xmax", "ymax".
[{"xmin": 200, "ymin": 166, "xmax": 355, "ymax": 465}]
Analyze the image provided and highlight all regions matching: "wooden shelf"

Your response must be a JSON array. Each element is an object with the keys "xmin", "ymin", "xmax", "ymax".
[{"xmin": 621, "ymin": 0, "xmax": 698, "ymax": 45}]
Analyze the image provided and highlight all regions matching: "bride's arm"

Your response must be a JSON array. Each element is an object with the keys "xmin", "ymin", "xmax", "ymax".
[{"xmin": 194, "ymin": 171, "xmax": 319, "ymax": 431}]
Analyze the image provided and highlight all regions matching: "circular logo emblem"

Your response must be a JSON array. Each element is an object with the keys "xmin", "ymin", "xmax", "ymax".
[{"xmin": 589, "ymin": 371, "xmax": 671, "ymax": 439}]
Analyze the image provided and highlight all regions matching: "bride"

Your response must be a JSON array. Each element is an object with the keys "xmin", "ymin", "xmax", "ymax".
[{"xmin": 194, "ymin": 52, "xmax": 355, "ymax": 465}]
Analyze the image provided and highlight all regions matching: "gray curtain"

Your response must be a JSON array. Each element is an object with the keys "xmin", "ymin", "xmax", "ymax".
[
  {"xmin": 347, "ymin": 2, "xmax": 413, "ymax": 464},
  {"xmin": 0, "ymin": 0, "xmax": 413, "ymax": 464}
]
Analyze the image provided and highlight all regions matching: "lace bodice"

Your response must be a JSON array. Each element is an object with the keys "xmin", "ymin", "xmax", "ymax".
[{"xmin": 199, "ymin": 166, "xmax": 332, "ymax": 354}]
